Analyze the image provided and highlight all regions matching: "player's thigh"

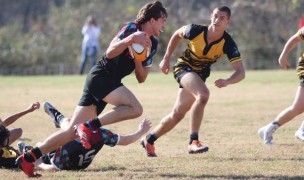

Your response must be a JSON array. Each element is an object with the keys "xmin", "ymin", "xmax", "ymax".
[
  {"xmin": 180, "ymin": 72, "xmax": 209, "ymax": 96},
  {"xmin": 68, "ymin": 105, "xmax": 97, "ymax": 128},
  {"xmin": 103, "ymin": 86, "xmax": 140, "ymax": 107},
  {"xmin": 293, "ymin": 86, "xmax": 304, "ymax": 111}
]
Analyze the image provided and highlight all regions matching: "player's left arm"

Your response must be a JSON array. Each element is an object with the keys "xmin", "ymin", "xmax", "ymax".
[
  {"xmin": 1, "ymin": 102, "xmax": 40, "ymax": 127},
  {"xmin": 214, "ymin": 60, "xmax": 245, "ymax": 88},
  {"xmin": 117, "ymin": 119, "xmax": 152, "ymax": 146}
]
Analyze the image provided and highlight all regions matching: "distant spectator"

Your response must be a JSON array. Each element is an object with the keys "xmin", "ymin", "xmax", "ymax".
[{"xmin": 79, "ymin": 16, "xmax": 101, "ymax": 74}]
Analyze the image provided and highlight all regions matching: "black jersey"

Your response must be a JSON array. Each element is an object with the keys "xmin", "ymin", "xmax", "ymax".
[
  {"xmin": 42, "ymin": 127, "xmax": 119, "ymax": 170},
  {"xmin": 98, "ymin": 22, "xmax": 158, "ymax": 80},
  {"xmin": 0, "ymin": 147, "xmax": 18, "ymax": 168}
]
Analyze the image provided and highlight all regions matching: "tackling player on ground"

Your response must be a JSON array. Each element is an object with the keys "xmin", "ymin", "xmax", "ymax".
[
  {"xmin": 24, "ymin": 102, "xmax": 151, "ymax": 172},
  {"xmin": 0, "ymin": 102, "xmax": 39, "ymax": 168}
]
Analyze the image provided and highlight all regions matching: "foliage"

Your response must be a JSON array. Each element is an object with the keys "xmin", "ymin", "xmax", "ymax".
[{"xmin": 0, "ymin": 0, "xmax": 304, "ymax": 74}]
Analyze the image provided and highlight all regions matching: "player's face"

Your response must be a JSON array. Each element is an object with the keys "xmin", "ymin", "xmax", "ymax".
[
  {"xmin": 151, "ymin": 14, "xmax": 166, "ymax": 37},
  {"xmin": 210, "ymin": 9, "xmax": 230, "ymax": 30}
]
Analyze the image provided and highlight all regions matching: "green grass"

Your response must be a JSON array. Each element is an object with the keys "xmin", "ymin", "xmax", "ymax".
[{"xmin": 1, "ymin": 70, "xmax": 304, "ymax": 179}]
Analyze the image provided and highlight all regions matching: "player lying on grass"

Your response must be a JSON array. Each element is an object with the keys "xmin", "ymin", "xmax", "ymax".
[
  {"xmin": 18, "ymin": 102, "xmax": 151, "ymax": 175},
  {"xmin": 0, "ymin": 102, "xmax": 40, "ymax": 168}
]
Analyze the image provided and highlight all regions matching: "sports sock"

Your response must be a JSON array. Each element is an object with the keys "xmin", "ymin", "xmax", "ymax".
[
  {"xmin": 272, "ymin": 121, "xmax": 281, "ymax": 126},
  {"xmin": 146, "ymin": 133, "xmax": 158, "ymax": 145},
  {"xmin": 189, "ymin": 133, "xmax": 199, "ymax": 145},
  {"xmin": 84, "ymin": 117, "xmax": 102, "ymax": 130},
  {"xmin": 24, "ymin": 147, "xmax": 42, "ymax": 163}
]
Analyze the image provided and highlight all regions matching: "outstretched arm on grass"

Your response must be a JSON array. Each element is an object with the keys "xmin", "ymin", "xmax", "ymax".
[
  {"xmin": 117, "ymin": 119, "xmax": 152, "ymax": 146},
  {"xmin": 1, "ymin": 102, "xmax": 40, "ymax": 127}
]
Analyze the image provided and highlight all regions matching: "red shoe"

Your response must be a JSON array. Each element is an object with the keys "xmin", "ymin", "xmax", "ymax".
[
  {"xmin": 140, "ymin": 138, "xmax": 157, "ymax": 157},
  {"xmin": 74, "ymin": 124, "xmax": 92, "ymax": 149},
  {"xmin": 188, "ymin": 140, "xmax": 209, "ymax": 154},
  {"xmin": 16, "ymin": 154, "xmax": 41, "ymax": 177}
]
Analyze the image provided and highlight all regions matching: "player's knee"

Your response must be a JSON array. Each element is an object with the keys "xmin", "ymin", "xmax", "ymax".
[
  {"xmin": 13, "ymin": 128, "xmax": 23, "ymax": 139},
  {"xmin": 195, "ymin": 92, "xmax": 209, "ymax": 105},
  {"xmin": 291, "ymin": 106, "xmax": 304, "ymax": 115},
  {"xmin": 132, "ymin": 103, "xmax": 143, "ymax": 118}
]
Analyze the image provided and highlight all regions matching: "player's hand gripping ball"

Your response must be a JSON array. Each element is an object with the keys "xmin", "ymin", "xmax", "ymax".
[{"xmin": 128, "ymin": 43, "xmax": 150, "ymax": 61}]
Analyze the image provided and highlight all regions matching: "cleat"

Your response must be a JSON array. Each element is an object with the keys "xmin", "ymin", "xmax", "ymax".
[
  {"xmin": 188, "ymin": 140, "xmax": 209, "ymax": 154},
  {"xmin": 43, "ymin": 101, "xmax": 65, "ymax": 128},
  {"xmin": 258, "ymin": 123, "xmax": 279, "ymax": 145},
  {"xmin": 140, "ymin": 138, "xmax": 157, "ymax": 157},
  {"xmin": 74, "ymin": 124, "xmax": 92, "ymax": 149},
  {"xmin": 295, "ymin": 129, "xmax": 304, "ymax": 141},
  {"xmin": 16, "ymin": 154, "xmax": 41, "ymax": 177}
]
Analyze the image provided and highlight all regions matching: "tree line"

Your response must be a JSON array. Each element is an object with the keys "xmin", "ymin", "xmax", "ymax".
[{"xmin": 0, "ymin": 0, "xmax": 303, "ymax": 75}]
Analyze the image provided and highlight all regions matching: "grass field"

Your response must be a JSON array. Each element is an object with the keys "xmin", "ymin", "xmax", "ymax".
[{"xmin": 1, "ymin": 70, "xmax": 304, "ymax": 179}]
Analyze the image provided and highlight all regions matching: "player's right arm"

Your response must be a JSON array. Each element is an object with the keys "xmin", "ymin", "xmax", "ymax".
[
  {"xmin": 159, "ymin": 27, "xmax": 184, "ymax": 74},
  {"xmin": 1, "ymin": 102, "xmax": 40, "ymax": 127},
  {"xmin": 279, "ymin": 31, "xmax": 303, "ymax": 69},
  {"xmin": 106, "ymin": 31, "xmax": 151, "ymax": 59}
]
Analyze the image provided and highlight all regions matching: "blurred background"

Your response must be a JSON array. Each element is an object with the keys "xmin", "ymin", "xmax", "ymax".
[{"xmin": 0, "ymin": 0, "xmax": 303, "ymax": 75}]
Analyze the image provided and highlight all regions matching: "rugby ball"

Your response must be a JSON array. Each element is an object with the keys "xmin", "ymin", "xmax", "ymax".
[{"xmin": 128, "ymin": 43, "xmax": 150, "ymax": 62}]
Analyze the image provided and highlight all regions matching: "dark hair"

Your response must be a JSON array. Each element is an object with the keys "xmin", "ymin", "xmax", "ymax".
[
  {"xmin": 86, "ymin": 15, "xmax": 97, "ymax": 26},
  {"xmin": 216, "ymin": 6, "xmax": 231, "ymax": 19},
  {"xmin": 0, "ymin": 125, "xmax": 10, "ymax": 148},
  {"xmin": 135, "ymin": 1, "xmax": 167, "ymax": 24}
]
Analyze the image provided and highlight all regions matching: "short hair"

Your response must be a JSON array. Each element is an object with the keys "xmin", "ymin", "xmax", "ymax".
[
  {"xmin": 86, "ymin": 15, "xmax": 97, "ymax": 26},
  {"xmin": 215, "ymin": 6, "xmax": 231, "ymax": 19},
  {"xmin": 0, "ymin": 125, "xmax": 10, "ymax": 148},
  {"xmin": 135, "ymin": 1, "xmax": 168, "ymax": 24}
]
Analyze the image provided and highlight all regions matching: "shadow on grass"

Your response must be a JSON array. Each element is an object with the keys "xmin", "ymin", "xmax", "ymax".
[
  {"xmin": 86, "ymin": 165, "xmax": 126, "ymax": 172},
  {"xmin": 160, "ymin": 173, "xmax": 303, "ymax": 180}
]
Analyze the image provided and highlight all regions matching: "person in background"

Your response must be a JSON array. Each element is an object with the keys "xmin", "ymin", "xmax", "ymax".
[
  {"xmin": 0, "ymin": 102, "xmax": 40, "ymax": 168},
  {"xmin": 79, "ymin": 15, "xmax": 101, "ymax": 74},
  {"xmin": 258, "ymin": 26, "xmax": 304, "ymax": 144},
  {"xmin": 141, "ymin": 6, "xmax": 245, "ymax": 157}
]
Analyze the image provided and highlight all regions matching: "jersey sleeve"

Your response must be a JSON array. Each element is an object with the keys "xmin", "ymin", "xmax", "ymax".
[
  {"xmin": 180, "ymin": 24, "xmax": 205, "ymax": 40},
  {"xmin": 141, "ymin": 37, "xmax": 158, "ymax": 67},
  {"xmin": 298, "ymin": 27, "xmax": 304, "ymax": 40},
  {"xmin": 223, "ymin": 34, "xmax": 241, "ymax": 63},
  {"xmin": 116, "ymin": 22, "xmax": 139, "ymax": 40},
  {"xmin": 97, "ymin": 127, "xmax": 119, "ymax": 147}
]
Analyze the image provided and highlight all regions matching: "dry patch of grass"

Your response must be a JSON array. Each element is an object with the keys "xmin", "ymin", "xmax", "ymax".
[{"xmin": 1, "ymin": 70, "xmax": 304, "ymax": 179}]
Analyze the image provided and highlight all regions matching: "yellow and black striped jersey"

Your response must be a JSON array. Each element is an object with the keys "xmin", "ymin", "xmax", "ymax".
[
  {"xmin": 177, "ymin": 24, "xmax": 241, "ymax": 71},
  {"xmin": 297, "ymin": 27, "xmax": 304, "ymax": 77},
  {"xmin": 298, "ymin": 27, "xmax": 304, "ymax": 40},
  {"xmin": 0, "ymin": 147, "xmax": 18, "ymax": 168}
]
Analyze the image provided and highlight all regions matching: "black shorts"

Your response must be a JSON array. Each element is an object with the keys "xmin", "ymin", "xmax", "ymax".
[
  {"xmin": 173, "ymin": 63, "xmax": 210, "ymax": 88},
  {"xmin": 297, "ymin": 57, "xmax": 304, "ymax": 87},
  {"xmin": 78, "ymin": 64, "xmax": 123, "ymax": 115},
  {"xmin": 299, "ymin": 76, "xmax": 304, "ymax": 87}
]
